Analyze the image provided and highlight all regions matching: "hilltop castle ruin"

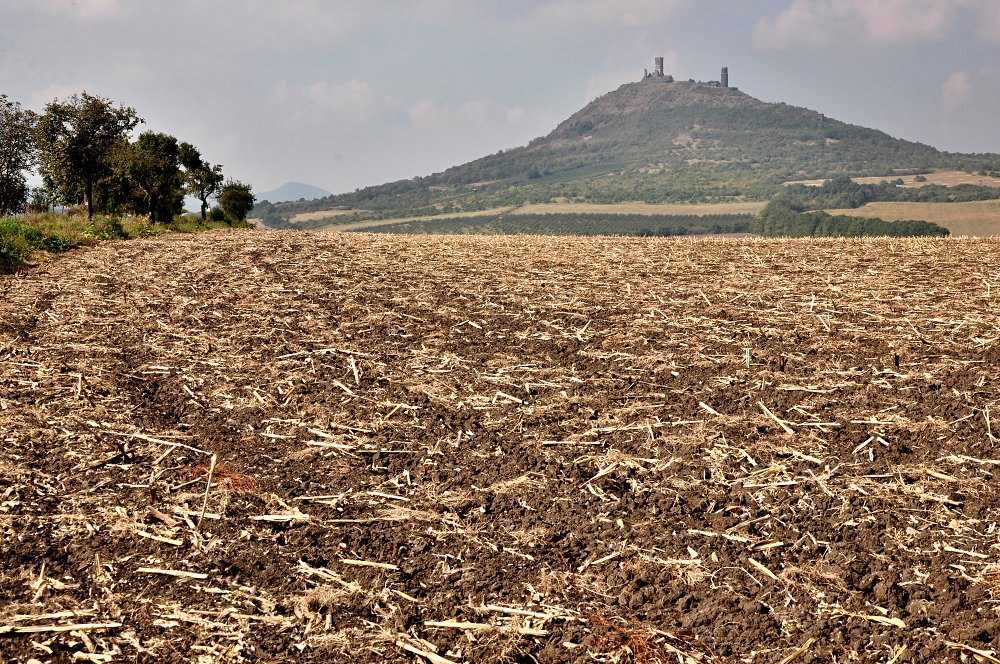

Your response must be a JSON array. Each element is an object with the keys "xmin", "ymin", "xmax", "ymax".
[{"xmin": 643, "ymin": 58, "xmax": 734, "ymax": 90}]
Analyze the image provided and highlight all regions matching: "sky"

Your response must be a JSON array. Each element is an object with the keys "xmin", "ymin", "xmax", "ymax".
[{"xmin": 3, "ymin": 0, "xmax": 1000, "ymax": 197}]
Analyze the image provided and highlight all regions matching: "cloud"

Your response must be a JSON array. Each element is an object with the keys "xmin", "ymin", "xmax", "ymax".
[
  {"xmin": 408, "ymin": 98, "xmax": 528, "ymax": 130},
  {"xmin": 932, "ymin": 67, "xmax": 1000, "ymax": 152},
  {"xmin": 939, "ymin": 67, "xmax": 1000, "ymax": 114},
  {"xmin": 272, "ymin": 79, "xmax": 403, "ymax": 126},
  {"xmin": 940, "ymin": 71, "xmax": 972, "ymax": 110},
  {"xmin": 29, "ymin": 84, "xmax": 95, "ymax": 108},
  {"xmin": 971, "ymin": 1, "xmax": 1000, "ymax": 42},
  {"xmin": 9, "ymin": 0, "xmax": 124, "ymax": 19},
  {"xmin": 511, "ymin": 0, "xmax": 686, "ymax": 33},
  {"xmin": 753, "ymin": 0, "xmax": 958, "ymax": 50},
  {"xmin": 505, "ymin": 106, "xmax": 526, "ymax": 124}
]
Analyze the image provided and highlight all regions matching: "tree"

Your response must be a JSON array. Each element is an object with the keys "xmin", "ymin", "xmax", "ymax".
[
  {"xmin": 118, "ymin": 131, "xmax": 185, "ymax": 223},
  {"xmin": 181, "ymin": 145, "xmax": 224, "ymax": 221},
  {"xmin": 35, "ymin": 92, "xmax": 142, "ymax": 222},
  {"xmin": 0, "ymin": 95, "xmax": 37, "ymax": 216},
  {"xmin": 217, "ymin": 179, "xmax": 255, "ymax": 224}
]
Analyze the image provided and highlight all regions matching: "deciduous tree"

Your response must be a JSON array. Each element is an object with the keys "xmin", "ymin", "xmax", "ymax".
[
  {"xmin": 181, "ymin": 145, "xmax": 224, "ymax": 221},
  {"xmin": 35, "ymin": 92, "xmax": 142, "ymax": 222},
  {"xmin": 118, "ymin": 131, "xmax": 185, "ymax": 223},
  {"xmin": 0, "ymin": 95, "xmax": 37, "ymax": 216},
  {"xmin": 218, "ymin": 179, "xmax": 255, "ymax": 224}
]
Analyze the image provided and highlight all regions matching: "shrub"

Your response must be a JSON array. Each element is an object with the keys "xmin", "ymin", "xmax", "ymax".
[{"xmin": 0, "ymin": 219, "xmax": 39, "ymax": 266}]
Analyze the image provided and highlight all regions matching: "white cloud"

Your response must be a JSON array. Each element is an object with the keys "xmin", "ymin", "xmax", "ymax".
[
  {"xmin": 754, "ymin": 0, "xmax": 958, "ymax": 50},
  {"xmin": 9, "ymin": 0, "xmax": 124, "ymax": 19},
  {"xmin": 505, "ymin": 106, "xmax": 526, "ymax": 124},
  {"xmin": 409, "ymin": 98, "xmax": 528, "ymax": 130},
  {"xmin": 971, "ymin": 1, "xmax": 1000, "ymax": 42},
  {"xmin": 513, "ymin": 0, "xmax": 686, "ymax": 33},
  {"xmin": 941, "ymin": 71, "xmax": 972, "ymax": 110},
  {"xmin": 29, "ymin": 84, "xmax": 94, "ymax": 109},
  {"xmin": 272, "ymin": 79, "xmax": 397, "ymax": 125}
]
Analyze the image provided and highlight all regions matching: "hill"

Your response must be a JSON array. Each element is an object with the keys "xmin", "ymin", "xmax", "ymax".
[
  {"xmin": 256, "ymin": 181, "xmax": 332, "ymax": 203},
  {"xmin": 254, "ymin": 78, "xmax": 1000, "ymax": 227}
]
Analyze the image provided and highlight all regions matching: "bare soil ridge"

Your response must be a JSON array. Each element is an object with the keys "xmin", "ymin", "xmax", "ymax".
[{"xmin": 2, "ymin": 231, "xmax": 1000, "ymax": 663}]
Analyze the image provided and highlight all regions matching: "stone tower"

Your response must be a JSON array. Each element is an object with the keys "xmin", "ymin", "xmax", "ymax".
[
  {"xmin": 721, "ymin": 67, "xmax": 729, "ymax": 88},
  {"xmin": 654, "ymin": 57, "xmax": 664, "ymax": 77}
]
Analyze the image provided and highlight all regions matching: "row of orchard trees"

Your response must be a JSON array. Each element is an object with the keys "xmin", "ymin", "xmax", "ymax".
[{"xmin": 0, "ymin": 92, "xmax": 254, "ymax": 223}]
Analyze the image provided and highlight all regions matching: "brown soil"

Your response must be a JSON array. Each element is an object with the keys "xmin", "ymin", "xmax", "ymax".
[{"xmin": 2, "ymin": 230, "xmax": 999, "ymax": 663}]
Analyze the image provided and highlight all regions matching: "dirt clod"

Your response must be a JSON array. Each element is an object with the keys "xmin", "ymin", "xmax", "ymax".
[{"xmin": 1, "ymin": 230, "xmax": 999, "ymax": 662}]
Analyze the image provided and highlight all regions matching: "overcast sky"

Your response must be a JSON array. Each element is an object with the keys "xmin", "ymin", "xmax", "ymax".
[{"xmin": 4, "ymin": 0, "xmax": 999, "ymax": 196}]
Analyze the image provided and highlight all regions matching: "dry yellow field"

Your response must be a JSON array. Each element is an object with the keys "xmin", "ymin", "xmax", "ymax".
[
  {"xmin": 514, "ymin": 201, "xmax": 768, "ymax": 215},
  {"xmin": 324, "ymin": 201, "xmax": 767, "ymax": 232},
  {"xmin": 827, "ymin": 199, "xmax": 1000, "ymax": 236},
  {"xmin": 290, "ymin": 209, "xmax": 370, "ymax": 223},
  {"xmin": 323, "ymin": 206, "xmax": 519, "ymax": 232},
  {"xmin": 788, "ymin": 170, "xmax": 1000, "ymax": 188}
]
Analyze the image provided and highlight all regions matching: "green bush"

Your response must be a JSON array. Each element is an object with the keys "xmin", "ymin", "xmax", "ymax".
[
  {"xmin": 750, "ymin": 200, "xmax": 949, "ymax": 237},
  {"xmin": 85, "ymin": 215, "xmax": 130, "ymax": 241},
  {"xmin": 0, "ymin": 219, "xmax": 39, "ymax": 266}
]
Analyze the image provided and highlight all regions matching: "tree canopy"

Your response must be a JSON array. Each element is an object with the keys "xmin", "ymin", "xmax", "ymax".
[
  {"xmin": 0, "ymin": 95, "xmax": 37, "ymax": 216},
  {"xmin": 182, "ymin": 146, "xmax": 225, "ymax": 221},
  {"xmin": 218, "ymin": 179, "xmax": 255, "ymax": 223},
  {"xmin": 117, "ymin": 131, "xmax": 188, "ymax": 223},
  {"xmin": 35, "ymin": 92, "xmax": 143, "ymax": 222},
  {"xmin": 3, "ymin": 91, "xmax": 245, "ymax": 225}
]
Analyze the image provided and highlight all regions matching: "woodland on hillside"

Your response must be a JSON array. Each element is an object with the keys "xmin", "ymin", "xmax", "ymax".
[{"xmin": 253, "ymin": 81, "xmax": 1000, "ymax": 228}]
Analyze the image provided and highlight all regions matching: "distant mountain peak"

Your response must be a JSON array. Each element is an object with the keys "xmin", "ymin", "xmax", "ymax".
[{"xmin": 257, "ymin": 181, "xmax": 332, "ymax": 203}]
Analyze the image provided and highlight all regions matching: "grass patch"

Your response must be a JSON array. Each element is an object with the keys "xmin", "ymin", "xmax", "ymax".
[{"xmin": 0, "ymin": 213, "xmax": 242, "ymax": 272}]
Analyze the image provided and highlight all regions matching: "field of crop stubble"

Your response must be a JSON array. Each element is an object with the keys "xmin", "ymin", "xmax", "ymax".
[{"xmin": 2, "ymin": 230, "xmax": 1000, "ymax": 663}]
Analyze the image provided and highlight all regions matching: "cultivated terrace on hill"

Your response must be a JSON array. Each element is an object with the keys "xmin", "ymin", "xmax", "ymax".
[
  {"xmin": 253, "ymin": 79, "xmax": 1000, "ymax": 227},
  {"xmin": 2, "ymin": 230, "xmax": 1000, "ymax": 663}
]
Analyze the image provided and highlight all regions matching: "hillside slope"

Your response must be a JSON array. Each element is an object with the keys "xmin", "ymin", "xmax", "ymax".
[{"xmin": 256, "ymin": 80, "xmax": 1000, "ymax": 225}]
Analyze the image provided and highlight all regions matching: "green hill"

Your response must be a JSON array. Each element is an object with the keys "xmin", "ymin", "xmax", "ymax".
[{"xmin": 255, "ymin": 79, "xmax": 1000, "ymax": 227}]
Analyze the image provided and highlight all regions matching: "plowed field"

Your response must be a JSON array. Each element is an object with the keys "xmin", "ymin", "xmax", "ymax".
[{"xmin": 2, "ymin": 231, "xmax": 1000, "ymax": 663}]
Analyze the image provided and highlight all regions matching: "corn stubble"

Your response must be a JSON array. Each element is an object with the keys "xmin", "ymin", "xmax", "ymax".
[{"xmin": 1, "ymin": 229, "xmax": 999, "ymax": 663}]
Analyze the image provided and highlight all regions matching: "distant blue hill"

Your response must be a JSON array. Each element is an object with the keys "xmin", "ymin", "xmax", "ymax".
[{"xmin": 256, "ymin": 181, "xmax": 332, "ymax": 203}]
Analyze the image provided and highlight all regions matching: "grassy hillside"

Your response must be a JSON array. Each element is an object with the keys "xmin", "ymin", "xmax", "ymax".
[{"xmin": 254, "ymin": 80, "xmax": 1000, "ymax": 229}]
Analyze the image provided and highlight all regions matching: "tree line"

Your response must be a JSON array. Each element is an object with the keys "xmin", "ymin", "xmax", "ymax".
[
  {"xmin": 750, "ymin": 199, "xmax": 949, "ymax": 238},
  {"xmin": 778, "ymin": 175, "xmax": 1000, "ymax": 211},
  {"xmin": 0, "ymin": 92, "xmax": 254, "ymax": 223},
  {"xmin": 354, "ymin": 213, "xmax": 753, "ymax": 237}
]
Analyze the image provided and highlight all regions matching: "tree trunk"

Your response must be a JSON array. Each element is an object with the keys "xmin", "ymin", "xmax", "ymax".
[
  {"xmin": 200, "ymin": 198, "xmax": 208, "ymax": 221},
  {"xmin": 84, "ymin": 179, "xmax": 94, "ymax": 223}
]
